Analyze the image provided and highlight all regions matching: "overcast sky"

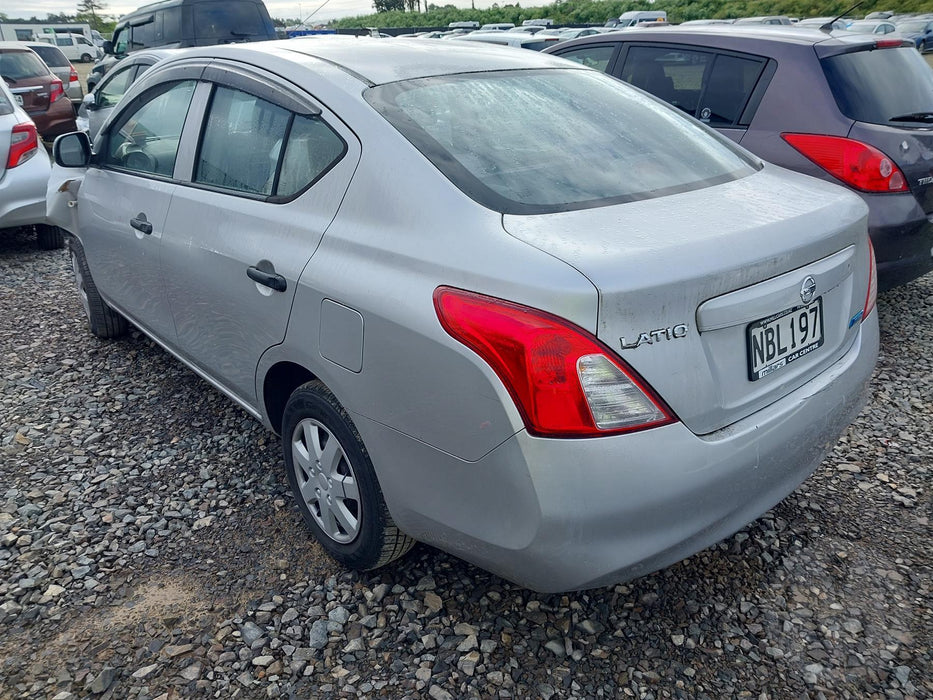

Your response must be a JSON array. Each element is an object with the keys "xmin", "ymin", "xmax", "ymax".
[{"xmin": 2, "ymin": 0, "xmax": 499, "ymax": 24}]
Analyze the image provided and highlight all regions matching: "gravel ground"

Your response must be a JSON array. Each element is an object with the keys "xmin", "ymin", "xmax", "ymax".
[{"xmin": 0, "ymin": 228, "xmax": 930, "ymax": 699}]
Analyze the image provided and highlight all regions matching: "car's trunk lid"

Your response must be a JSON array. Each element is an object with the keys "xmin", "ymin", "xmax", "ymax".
[{"xmin": 502, "ymin": 166, "xmax": 870, "ymax": 435}]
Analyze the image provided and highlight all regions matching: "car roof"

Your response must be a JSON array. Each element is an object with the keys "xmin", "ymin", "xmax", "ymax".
[
  {"xmin": 179, "ymin": 37, "xmax": 573, "ymax": 86},
  {"xmin": 0, "ymin": 41, "xmax": 38, "ymax": 51},
  {"xmin": 556, "ymin": 25, "xmax": 884, "ymax": 50}
]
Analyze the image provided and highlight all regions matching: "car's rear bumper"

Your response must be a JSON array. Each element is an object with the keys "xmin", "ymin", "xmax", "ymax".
[
  {"xmin": 0, "ymin": 149, "xmax": 51, "ymax": 230},
  {"xmin": 865, "ymin": 193, "xmax": 933, "ymax": 290},
  {"xmin": 359, "ymin": 310, "xmax": 878, "ymax": 593}
]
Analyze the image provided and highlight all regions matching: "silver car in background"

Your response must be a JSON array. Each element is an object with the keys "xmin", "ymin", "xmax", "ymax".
[
  {"xmin": 0, "ymin": 80, "xmax": 64, "ymax": 249},
  {"xmin": 49, "ymin": 39, "xmax": 878, "ymax": 592},
  {"xmin": 21, "ymin": 42, "xmax": 83, "ymax": 105}
]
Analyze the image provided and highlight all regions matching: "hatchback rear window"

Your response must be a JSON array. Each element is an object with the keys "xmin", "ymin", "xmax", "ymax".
[
  {"xmin": 0, "ymin": 50, "xmax": 50, "ymax": 80},
  {"xmin": 821, "ymin": 47, "xmax": 933, "ymax": 125},
  {"xmin": 366, "ymin": 69, "xmax": 758, "ymax": 214},
  {"xmin": 28, "ymin": 44, "xmax": 70, "ymax": 68}
]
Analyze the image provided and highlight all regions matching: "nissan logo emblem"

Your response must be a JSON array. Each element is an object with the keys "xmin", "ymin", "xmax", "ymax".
[{"xmin": 800, "ymin": 276, "xmax": 817, "ymax": 304}]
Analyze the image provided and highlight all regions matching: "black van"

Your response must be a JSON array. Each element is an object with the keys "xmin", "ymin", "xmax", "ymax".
[{"xmin": 89, "ymin": 0, "xmax": 275, "ymax": 88}]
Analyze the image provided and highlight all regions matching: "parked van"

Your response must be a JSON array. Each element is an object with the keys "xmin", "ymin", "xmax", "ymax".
[
  {"xmin": 448, "ymin": 21, "xmax": 480, "ymax": 29},
  {"xmin": 90, "ymin": 0, "xmax": 275, "ymax": 89},
  {"xmin": 37, "ymin": 33, "xmax": 102, "ymax": 62},
  {"xmin": 104, "ymin": 0, "xmax": 275, "ymax": 56},
  {"xmin": 606, "ymin": 11, "xmax": 668, "ymax": 28}
]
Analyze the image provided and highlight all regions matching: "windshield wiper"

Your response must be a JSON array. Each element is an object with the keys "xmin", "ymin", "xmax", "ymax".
[
  {"xmin": 230, "ymin": 31, "xmax": 252, "ymax": 37},
  {"xmin": 889, "ymin": 112, "xmax": 933, "ymax": 123}
]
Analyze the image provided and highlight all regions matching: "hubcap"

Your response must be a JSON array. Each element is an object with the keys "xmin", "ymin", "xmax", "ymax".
[
  {"xmin": 70, "ymin": 252, "xmax": 91, "ymax": 321},
  {"xmin": 291, "ymin": 418, "xmax": 360, "ymax": 544}
]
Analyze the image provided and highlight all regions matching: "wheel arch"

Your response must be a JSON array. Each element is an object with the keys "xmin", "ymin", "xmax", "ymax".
[{"xmin": 262, "ymin": 361, "xmax": 317, "ymax": 435}]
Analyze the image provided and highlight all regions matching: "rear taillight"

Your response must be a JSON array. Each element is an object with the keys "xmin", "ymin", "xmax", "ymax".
[
  {"xmin": 7, "ymin": 122, "xmax": 39, "ymax": 169},
  {"xmin": 782, "ymin": 133, "xmax": 908, "ymax": 193},
  {"xmin": 875, "ymin": 39, "xmax": 905, "ymax": 48},
  {"xmin": 69, "ymin": 65, "xmax": 79, "ymax": 84},
  {"xmin": 49, "ymin": 78, "xmax": 65, "ymax": 103},
  {"xmin": 863, "ymin": 241, "xmax": 877, "ymax": 320},
  {"xmin": 434, "ymin": 287, "xmax": 676, "ymax": 438}
]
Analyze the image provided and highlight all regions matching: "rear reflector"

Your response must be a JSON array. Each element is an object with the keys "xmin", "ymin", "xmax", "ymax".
[
  {"xmin": 7, "ymin": 122, "xmax": 39, "ymax": 169},
  {"xmin": 863, "ymin": 241, "xmax": 877, "ymax": 320},
  {"xmin": 782, "ymin": 133, "xmax": 908, "ymax": 193},
  {"xmin": 434, "ymin": 287, "xmax": 676, "ymax": 438}
]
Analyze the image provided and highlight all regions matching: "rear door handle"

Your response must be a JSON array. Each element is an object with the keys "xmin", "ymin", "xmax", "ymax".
[
  {"xmin": 247, "ymin": 266, "xmax": 287, "ymax": 292},
  {"xmin": 130, "ymin": 213, "xmax": 152, "ymax": 235}
]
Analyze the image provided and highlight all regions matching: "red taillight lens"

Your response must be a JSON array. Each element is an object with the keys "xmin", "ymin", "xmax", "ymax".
[
  {"xmin": 434, "ymin": 287, "xmax": 676, "ymax": 438},
  {"xmin": 863, "ymin": 240, "xmax": 877, "ymax": 320},
  {"xmin": 782, "ymin": 133, "xmax": 908, "ymax": 193},
  {"xmin": 49, "ymin": 78, "xmax": 65, "ymax": 103},
  {"xmin": 69, "ymin": 65, "xmax": 79, "ymax": 84},
  {"xmin": 875, "ymin": 39, "xmax": 905, "ymax": 48},
  {"xmin": 7, "ymin": 122, "xmax": 39, "ymax": 169}
]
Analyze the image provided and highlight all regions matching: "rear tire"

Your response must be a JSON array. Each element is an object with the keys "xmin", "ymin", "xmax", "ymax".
[
  {"xmin": 282, "ymin": 380, "xmax": 415, "ymax": 571},
  {"xmin": 68, "ymin": 237, "xmax": 128, "ymax": 339},
  {"xmin": 35, "ymin": 224, "xmax": 65, "ymax": 250},
  {"xmin": 921, "ymin": 40, "xmax": 927, "ymax": 52},
  {"xmin": 81, "ymin": 53, "xmax": 92, "ymax": 63}
]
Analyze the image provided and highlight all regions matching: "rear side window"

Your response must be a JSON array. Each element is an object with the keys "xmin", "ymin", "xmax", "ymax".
[
  {"xmin": 194, "ymin": 2, "xmax": 270, "ymax": 40},
  {"xmin": 367, "ymin": 69, "xmax": 758, "ymax": 214},
  {"xmin": 554, "ymin": 44, "xmax": 616, "ymax": 72},
  {"xmin": 195, "ymin": 85, "xmax": 346, "ymax": 197},
  {"xmin": 618, "ymin": 46, "xmax": 766, "ymax": 127},
  {"xmin": 0, "ymin": 89, "xmax": 13, "ymax": 116},
  {"xmin": 29, "ymin": 45, "xmax": 69, "ymax": 68},
  {"xmin": 821, "ymin": 47, "xmax": 933, "ymax": 125},
  {"xmin": 0, "ymin": 50, "xmax": 50, "ymax": 80},
  {"xmin": 130, "ymin": 17, "xmax": 159, "ymax": 50}
]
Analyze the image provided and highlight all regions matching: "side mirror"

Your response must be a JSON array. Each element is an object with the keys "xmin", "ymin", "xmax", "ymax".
[
  {"xmin": 53, "ymin": 131, "xmax": 92, "ymax": 168},
  {"xmin": 103, "ymin": 40, "xmax": 113, "ymax": 54},
  {"xmin": 82, "ymin": 92, "xmax": 99, "ymax": 111}
]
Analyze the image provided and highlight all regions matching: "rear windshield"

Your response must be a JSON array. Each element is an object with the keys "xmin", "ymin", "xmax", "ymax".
[
  {"xmin": 822, "ymin": 47, "xmax": 933, "ymax": 125},
  {"xmin": 0, "ymin": 50, "xmax": 50, "ymax": 80},
  {"xmin": 366, "ymin": 69, "xmax": 758, "ymax": 215},
  {"xmin": 194, "ymin": 2, "xmax": 272, "ymax": 39},
  {"xmin": 29, "ymin": 44, "xmax": 70, "ymax": 68}
]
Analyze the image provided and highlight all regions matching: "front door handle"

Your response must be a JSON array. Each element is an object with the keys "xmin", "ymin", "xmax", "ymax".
[
  {"xmin": 130, "ymin": 213, "xmax": 152, "ymax": 235},
  {"xmin": 247, "ymin": 266, "xmax": 287, "ymax": 292}
]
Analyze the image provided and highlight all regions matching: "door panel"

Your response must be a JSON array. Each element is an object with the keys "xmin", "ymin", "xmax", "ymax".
[{"xmin": 161, "ymin": 87, "xmax": 360, "ymax": 405}]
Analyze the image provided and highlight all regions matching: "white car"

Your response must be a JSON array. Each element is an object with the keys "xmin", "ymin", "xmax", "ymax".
[
  {"xmin": 0, "ymin": 81, "xmax": 64, "ymax": 248},
  {"xmin": 37, "ymin": 33, "xmax": 102, "ymax": 63}
]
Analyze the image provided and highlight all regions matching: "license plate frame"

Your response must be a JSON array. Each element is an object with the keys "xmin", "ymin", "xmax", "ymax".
[{"xmin": 746, "ymin": 297, "xmax": 824, "ymax": 381}]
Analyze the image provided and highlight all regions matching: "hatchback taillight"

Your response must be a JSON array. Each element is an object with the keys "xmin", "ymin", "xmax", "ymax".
[
  {"xmin": 7, "ymin": 122, "xmax": 39, "ymax": 169},
  {"xmin": 69, "ymin": 65, "xmax": 79, "ymax": 84},
  {"xmin": 782, "ymin": 133, "xmax": 908, "ymax": 193},
  {"xmin": 434, "ymin": 287, "xmax": 676, "ymax": 438},
  {"xmin": 49, "ymin": 78, "xmax": 65, "ymax": 103}
]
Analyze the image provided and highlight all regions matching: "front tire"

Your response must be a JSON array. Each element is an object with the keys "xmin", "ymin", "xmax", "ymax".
[
  {"xmin": 68, "ymin": 237, "xmax": 128, "ymax": 338},
  {"xmin": 282, "ymin": 380, "xmax": 414, "ymax": 570},
  {"xmin": 35, "ymin": 224, "xmax": 65, "ymax": 250},
  {"xmin": 920, "ymin": 40, "xmax": 927, "ymax": 53}
]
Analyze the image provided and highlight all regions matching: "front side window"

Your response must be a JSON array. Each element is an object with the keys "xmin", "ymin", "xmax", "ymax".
[
  {"xmin": 195, "ymin": 85, "xmax": 345, "ymax": 197},
  {"xmin": 112, "ymin": 27, "xmax": 129, "ymax": 55},
  {"xmin": 367, "ymin": 69, "xmax": 758, "ymax": 214},
  {"xmin": 98, "ymin": 65, "xmax": 138, "ymax": 107},
  {"xmin": 103, "ymin": 80, "xmax": 196, "ymax": 176}
]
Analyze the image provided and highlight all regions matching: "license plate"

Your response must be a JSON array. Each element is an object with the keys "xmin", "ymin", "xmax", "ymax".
[
  {"xmin": 13, "ymin": 94, "xmax": 23, "ymax": 106},
  {"xmin": 746, "ymin": 297, "xmax": 823, "ymax": 381}
]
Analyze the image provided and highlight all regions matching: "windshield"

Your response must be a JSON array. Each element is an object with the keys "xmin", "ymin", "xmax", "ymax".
[
  {"xmin": 366, "ymin": 69, "xmax": 758, "ymax": 214},
  {"xmin": 822, "ymin": 47, "xmax": 933, "ymax": 124}
]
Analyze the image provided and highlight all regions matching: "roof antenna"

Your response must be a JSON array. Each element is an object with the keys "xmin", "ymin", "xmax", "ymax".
[{"xmin": 821, "ymin": 1, "xmax": 864, "ymax": 32}]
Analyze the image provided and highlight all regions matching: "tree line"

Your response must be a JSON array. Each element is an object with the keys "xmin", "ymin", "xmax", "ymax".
[{"xmin": 333, "ymin": 0, "xmax": 933, "ymax": 28}]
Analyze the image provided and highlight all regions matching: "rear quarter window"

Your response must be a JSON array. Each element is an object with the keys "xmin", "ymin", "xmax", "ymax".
[
  {"xmin": 822, "ymin": 47, "xmax": 933, "ymax": 125},
  {"xmin": 0, "ymin": 50, "xmax": 50, "ymax": 80}
]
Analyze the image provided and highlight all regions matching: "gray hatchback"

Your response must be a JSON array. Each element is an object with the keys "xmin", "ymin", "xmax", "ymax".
[
  {"xmin": 547, "ymin": 26, "xmax": 933, "ymax": 289},
  {"xmin": 49, "ymin": 39, "xmax": 878, "ymax": 592}
]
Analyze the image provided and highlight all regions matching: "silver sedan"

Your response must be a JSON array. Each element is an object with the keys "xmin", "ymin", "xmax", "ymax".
[{"xmin": 48, "ymin": 39, "xmax": 878, "ymax": 592}]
